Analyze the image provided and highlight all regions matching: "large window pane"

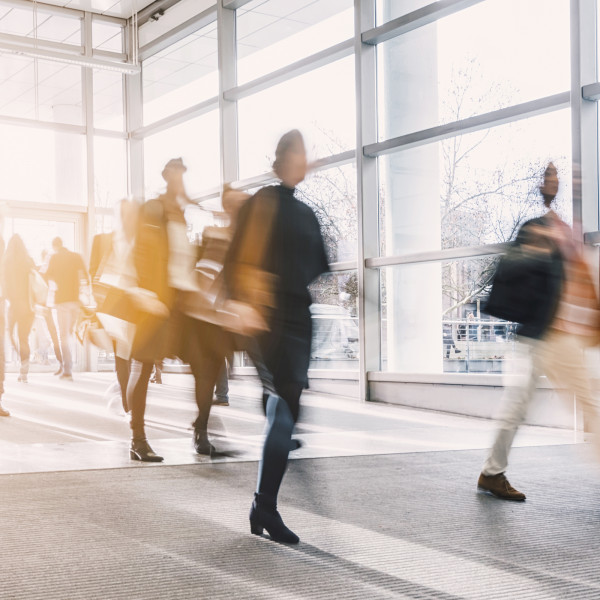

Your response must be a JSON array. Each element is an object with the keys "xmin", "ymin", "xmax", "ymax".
[
  {"xmin": 309, "ymin": 270, "xmax": 359, "ymax": 371},
  {"xmin": 381, "ymin": 257, "xmax": 516, "ymax": 374},
  {"xmin": 94, "ymin": 137, "xmax": 128, "ymax": 209},
  {"xmin": 143, "ymin": 111, "xmax": 220, "ymax": 200},
  {"xmin": 379, "ymin": 109, "xmax": 572, "ymax": 258},
  {"xmin": 296, "ymin": 162, "xmax": 357, "ymax": 263},
  {"xmin": 236, "ymin": 0, "xmax": 353, "ymax": 84},
  {"xmin": 238, "ymin": 56, "xmax": 355, "ymax": 179},
  {"xmin": 0, "ymin": 56, "xmax": 82, "ymax": 124},
  {"xmin": 377, "ymin": 0, "xmax": 570, "ymax": 141},
  {"xmin": 142, "ymin": 24, "xmax": 218, "ymax": 125},
  {"xmin": 94, "ymin": 71, "xmax": 124, "ymax": 131},
  {"xmin": 0, "ymin": 124, "xmax": 86, "ymax": 205}
]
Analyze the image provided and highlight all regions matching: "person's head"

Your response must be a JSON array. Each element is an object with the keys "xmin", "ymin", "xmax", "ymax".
[
  {"xmin": 222, "ymin": 184, "xmax": 250, "ymax": 226},
  {"xmin": 117, "ymin": 199, "xmax": 140, "ymax": 242},
  {"xmin": 52, "ymin": 237, "xmax": 63, "ymax": 252},
  {"xmin": 273, "ymin": 129, "xmax": 307, "ymax": 188},
  {"xmin": 5, "ymin": 234, "xmax": 30, "ymax": 268},
  {"xmin": 540, "ymin": 162, "xmax": 559, "ymax": 208},
  {"xmin": 162, "ymin": 157, "xmax": 187, "ymax": 195}
]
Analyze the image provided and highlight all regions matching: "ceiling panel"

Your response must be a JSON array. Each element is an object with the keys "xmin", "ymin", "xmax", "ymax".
[{"xmin": 31, "ymin": 0, "xmax": 158, "ymax": 19}]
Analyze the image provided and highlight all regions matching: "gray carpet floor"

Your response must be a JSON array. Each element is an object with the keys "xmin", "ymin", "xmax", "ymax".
[{"xmin": 1, "ymin": 445, "xmax": 600, "ymax": 599}]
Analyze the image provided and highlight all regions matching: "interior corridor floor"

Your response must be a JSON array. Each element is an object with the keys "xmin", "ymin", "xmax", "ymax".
[{"xmin": 0, "ymin": 371, "xmax": 579, "ymax": 474}]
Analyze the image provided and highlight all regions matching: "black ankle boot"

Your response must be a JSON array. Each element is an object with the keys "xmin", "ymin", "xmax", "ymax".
[
  {"xmin": 249, "ymin": 493, "xmax": 299, "ymax": 544},
  {"xmin": 193, "ymin": 428, "xmax": 215, "ymax": 456},
  {"xmin": 130, "ymin": 438, "xmax": 164, "ymax": 462}
]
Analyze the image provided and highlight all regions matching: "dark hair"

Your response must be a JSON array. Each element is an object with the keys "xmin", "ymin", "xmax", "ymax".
[
  {"xmin": 3, "ymin": 234, "xmax": 31, "ymax": 280},
  {"xmin": 540, "ymin": 162, "xmax": 558, "ymax": 208},
  {"xmin": 52, "ymin": 237, "xmax": 63, "ymax": 249},
  {"xmin": 272, "ymin": 129, "xmax": 305, "ymax": 178}
]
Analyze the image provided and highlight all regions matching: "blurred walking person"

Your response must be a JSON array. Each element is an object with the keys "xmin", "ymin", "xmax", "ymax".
[
  {"xmin": 3, "ymin": 235, "xmax": 36, "ymax": 383},
  {"xmin": 226, "ymin": 130, "xmax": 329, "ymax": 544},
  {"xmin": 90, "ymin": 199, "xmax": 140, "ymax": 413},
  {"xmin": 45, "ymin": 238, "xmax": 89, "ymax": 381},
  {"xmin": 36, "ymin": 250, "xmax": 63, "ymax": 371},
  {"xmin": 479, "ymin": 163, "xmax": 600, "ymax": 500},
  {"xmin": 0, "ymin": 235, "xmax": 9, "ymax": 415}
]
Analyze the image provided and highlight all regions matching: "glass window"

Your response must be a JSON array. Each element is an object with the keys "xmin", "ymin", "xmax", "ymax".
[
  {"xmin": 92, "ymin": 18, "xmax": 123, "ymax": 53},
  {"xmin": 0, "ymin": 56, "xmax": 83, "ymax": 124},
  {"xmin": 94, "ymin": 137, "xmax": 128, "ymax": 209},
  {"xmin": 0, "ymin": 3, "xmax": 81, "ymax": 44},
  {"xmin": 237, "ymin": 55, "xmax": 355, "ymax": 179},
  {"xmin": 142, "ymin": 24, "xmax": 218, "ymax": 125},
  {"xmin": 377, "ymin": 0, "xmax": 570, "ymax": 141},
  {"xmin": 0, "ymin": 123, "xmax": 86, "ymax": 205},
  {"xmin": 376, "ymin": 0, "xmax": 439, "ymax": 26},
  {"xmin": 143, "ymin": 111, "xmax": 220, "ymax": 200},
  {"xmin": 379, "ymin": 109, "xmax": 572, "ymax": 257},
  {"xmin": 309, "ymin": 270, "xmax": 359, "ymax": 370},
  {"xmin": 94, "ymin": 70, "xmax": 124, "ymax": 131},
  {"xmin": 236, "ymin": 0, "xmax": 354, "ymax": 85},
  {"xmin": 296, "ymin": 162, "xmax": 357, "ymax": 263},
  {"xmin": 381, "ymin": 256, "xmax": 519, "ymax": 374}
]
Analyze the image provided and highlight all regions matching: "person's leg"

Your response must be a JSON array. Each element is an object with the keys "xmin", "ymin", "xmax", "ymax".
[
  {"xmin": 126, "ymin": 360, "xmax": 163, "ymax": 461},
  {"xmin": 44, "ymin": 308, "xmax": 62, "ymax": 369},
  {"xmin": 244, "ymin": 336, "xmax": 276, "ymax": 396},
  {"xmin": 17, "ymin": 313, "xmax": 34, "ymax": 378},
  {"xmin": 250, "ymin": 383, "xmax": 302, "ymax": 544},
  {"xmin": 542, "ymin": 331, "xmax": 600, "ymax": 461},
  {"xmin": 56, "ymin": 304, "xmax": 72, "ymax": 376},
  {"xmin": 214, "ymin": 359, "xmax": 229, "ymax": 404},
  {"xmin": 478, "ymin": 338, "xmax": 541, "ymax": 500},
  {"xmin": 115, "ymin": 355, "xmax": 131, "ymax": 413}
]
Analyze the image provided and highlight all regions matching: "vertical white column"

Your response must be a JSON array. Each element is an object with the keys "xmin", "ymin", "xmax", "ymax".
[
  {"xmin": 380, "ymin": 1, "xmax": 442, "ymax": 374},
  {"xmin": 355, "ymin": 0, "xmax": 380, "ymax": 400}
]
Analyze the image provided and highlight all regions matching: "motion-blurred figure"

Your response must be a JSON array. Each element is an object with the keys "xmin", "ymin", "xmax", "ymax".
[
  {"xmin": 480, "ymin": 163, "xmax": 600, "ymax": 500},
  {"xmin": 0, "ymin": 235, "xmax": 9, "ymax": 416},
  {"xmin": 90, "ymin": 199, "xmax": 140, "ymax": 413},
  {"xmin": 3, "ymin": 235, "xmax": 36, "ymax": 383},
  {"xmin": 226, "ymin": 130, "xmax": 329, "ymax": 544},
  {"xmin": 45, "ymin": 238, "xmax": 89, "ymax": 381}
]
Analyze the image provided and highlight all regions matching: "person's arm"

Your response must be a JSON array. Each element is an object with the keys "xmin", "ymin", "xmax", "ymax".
[
  {"xmin": 44, "ymin": 255, "xmax": 56, "ymax": 283},
  {"xmin": 89, "ymin": 235, "xmax": 103, "ymax": 281}
]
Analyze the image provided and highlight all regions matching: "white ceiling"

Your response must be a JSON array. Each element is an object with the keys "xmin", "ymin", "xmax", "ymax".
[{"xmin": 29, "ymin": 0, "xmax": 158, "ymax": 19}]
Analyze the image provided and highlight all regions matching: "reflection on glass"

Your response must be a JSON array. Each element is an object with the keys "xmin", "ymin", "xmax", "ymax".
[
  {"xmin": 142, "ymin": 24, "xmax": 218, "ymax": 125},
  {"xmin": 0, "ymin": 56, "xmax": 82, "ymax": 124},
  {"xmin": 94, "ymin": 137, "xmax": 127, "ymax": 209},
  {"xmin": 238, "ymin": 56, "xmax": 355, "ymax": 179},
  {"xmin": 236, "ymin": 0, "xmax": 353, "ymax": 84},
  {"xmin": 381, "ymin": 257, "xmax": 515, "ymax": 374},
  {"xmin": 377, "ymin": 0, "xmax": 570, "ymax": 141},
  {"xmin": 297, "ymin": 162, "xmax": 357, "ymax": 263},
  {"xmin": 143, "ymin": 111, "xmax": 220, "ymax": 199},
  {"xmin": 94, "ymin": 71, "xmax": 124, "ymax": 131},
  {"xmin": 379, "ymin": 109, "xmax": 572, "ymax": 257},
  {"xmin": 309, "ymin": 271, "xmax": 359, "ymax": 370},
  {"xmin": 0, "ymin": 124, "xmax": 86, "ymax": 204}
]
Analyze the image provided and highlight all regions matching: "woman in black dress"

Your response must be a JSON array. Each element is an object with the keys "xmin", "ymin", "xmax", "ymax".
[{"xmin": 226, "ymin": 130, "xmax": 329, "ymax": 544}]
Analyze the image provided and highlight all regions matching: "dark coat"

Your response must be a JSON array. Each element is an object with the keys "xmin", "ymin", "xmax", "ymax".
[{"xmin": 484, "ymin": 215, "xmax": 564, "ymax": 340}]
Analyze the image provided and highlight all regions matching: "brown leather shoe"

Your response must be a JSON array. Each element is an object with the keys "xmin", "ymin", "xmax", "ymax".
[{"xmin": 478, "ymin": 472, "xmax": 526, "ymax": 501}]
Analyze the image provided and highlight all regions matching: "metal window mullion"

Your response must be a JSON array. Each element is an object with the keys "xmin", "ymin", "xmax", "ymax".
[
  {"xmin": 0, "ymin": 114, "xmax": 85, "ymax": 133},
  {"xmin": 222, "ymin": 0, "xmax": 253, "ymax": 10},
  {"xmin": 365, "ymin": 92, "xmax": 570, "ymax": 158},
  {"xmin": 355, "ymin": 0, "xmax": 379, "ymax": 402},
  {"xmin": 218, "ymin": 1, "xmax": 239, "ymax": 185},
  {"xmin": 362, "ymin": 0, "xmax": 485, "ymax": 45},
  {"xmin": 223, "ymin": 38, "xmax": 354, "ymax": 102},
  {"xmin": 0, "ymin": 31, "xmax": 84, "ymax": 54}
]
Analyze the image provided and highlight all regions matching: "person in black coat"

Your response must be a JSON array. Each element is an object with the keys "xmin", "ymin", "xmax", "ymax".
[{"xmin": 226, "ymin": 130, "xmax": 329, "ymax": 544}]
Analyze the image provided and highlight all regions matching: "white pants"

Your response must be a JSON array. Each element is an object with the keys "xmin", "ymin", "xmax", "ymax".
[{"xmin": 482, "ymin": 330, "xmax": 600, "ymax": 476}]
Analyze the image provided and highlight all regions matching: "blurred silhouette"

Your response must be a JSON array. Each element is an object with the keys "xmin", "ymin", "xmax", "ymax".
[
  {"xmin": 480, "ymin": 163, "xmax": 600, "ymax": 500},
  {"xmin": 443, "ymin": 325, "xmax": 461, "ymax": 359},
  {"xmin": 226, "ymin": 130, "xmax": 329, "ymax": 544},
  {"xmin": 90, "ymin": 199, "xmax": 140, "ymax": 413},
  {"xmin": 3, "ymin": 235, "xmax": 37, "ymax": 383},
  {"xmin": 0, "ymin": 235, "xmax": 8, "ymax": 416},
  {"xmin": 45, "ymin": 237, "xmax": 89, "ymax": 381}
]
